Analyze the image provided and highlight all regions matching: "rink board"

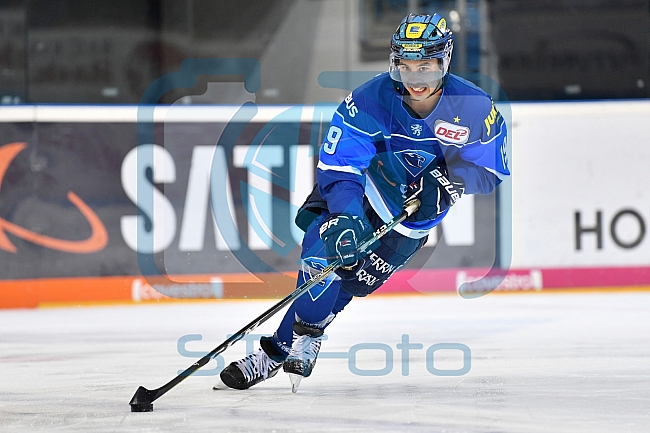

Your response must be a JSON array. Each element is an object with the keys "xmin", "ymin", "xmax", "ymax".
[
  {"xmin": 1, "ymin": 266, "xmax": 649, "ymax": 309},
  {"xmin": 1, "ymin": 100, "xmax": 650, "ymax": 308}
]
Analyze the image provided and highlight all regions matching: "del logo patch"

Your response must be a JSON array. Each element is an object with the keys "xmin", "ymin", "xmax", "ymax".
[
  {"xmin": 393, "ymin": 149, "xmax": 436, "ymax": 177},
  {"xmin": 434, "ymin": 120, "xmax": 470, "ymax": 146}
]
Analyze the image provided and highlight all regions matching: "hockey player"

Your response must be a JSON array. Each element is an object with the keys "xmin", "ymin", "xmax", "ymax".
[{"xmin": 215, "ymin": 13, "xmax": 510, "ymax": 392}]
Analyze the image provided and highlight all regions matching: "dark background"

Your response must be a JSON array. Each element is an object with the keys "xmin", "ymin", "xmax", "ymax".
[{"xmin": 0, "ymin": 0, "xmax": 647, "ymax": 104}]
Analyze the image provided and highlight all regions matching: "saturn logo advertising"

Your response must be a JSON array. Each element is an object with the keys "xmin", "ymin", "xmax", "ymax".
[{"xmin": 0, "ymin": 142, "xmax": 108, "ymax": 254}]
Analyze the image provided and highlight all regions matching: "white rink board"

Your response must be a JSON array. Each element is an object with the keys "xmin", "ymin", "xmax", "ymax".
[
  {"xmin": 1, "ymin": 292, "xmax": 650, "ymax": 432},
  {"xmin": 510, "ymin": 100, "xmax": 650, "ymax": 268}
]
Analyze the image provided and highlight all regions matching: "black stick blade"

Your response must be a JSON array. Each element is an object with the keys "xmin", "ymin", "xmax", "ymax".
[{"xmin": 130, "ymin": 386, "xmax": 155, "ymax": 412}]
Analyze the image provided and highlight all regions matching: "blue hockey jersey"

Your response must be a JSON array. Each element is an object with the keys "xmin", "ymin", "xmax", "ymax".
[{"xmin": 317, "ymin": 72, "xmax": 510, "ymax": 239}]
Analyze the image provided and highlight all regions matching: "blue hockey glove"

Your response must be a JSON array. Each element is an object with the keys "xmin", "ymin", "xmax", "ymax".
[
  {"xmin": 407, "ymin": 166, "xmax": 465, "ymax": 221},
  {"xmin": 319, "ymin": 213, "xmax": 368, "ymax": 267}
]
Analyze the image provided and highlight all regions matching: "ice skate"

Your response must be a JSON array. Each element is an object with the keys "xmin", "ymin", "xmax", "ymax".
[
  {"xmin": 283, "ymin": 321, "xmax": 325, "ymax": 393},
  {"xmin": 216, "ymin": 337, "xmax": 285, "ymax": 390}
]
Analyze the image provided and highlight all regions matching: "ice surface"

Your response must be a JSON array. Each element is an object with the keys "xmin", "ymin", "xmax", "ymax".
[{"xmin": 1, "ymin": 291, "xmax": 649, "ymax": 432}]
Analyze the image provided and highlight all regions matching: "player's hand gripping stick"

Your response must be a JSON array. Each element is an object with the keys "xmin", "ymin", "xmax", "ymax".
[{"xmin": 319, "ymin": 213, "xmax": 368, "ymax": 269}]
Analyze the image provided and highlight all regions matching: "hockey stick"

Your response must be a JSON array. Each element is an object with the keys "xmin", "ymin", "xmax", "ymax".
[{"xmin": 129, "ymin": 198, "xmax": 420, "ymax": 412}]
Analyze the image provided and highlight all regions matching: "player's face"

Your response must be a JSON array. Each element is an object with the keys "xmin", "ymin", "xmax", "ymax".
[{"xmin": 397, "ymin": 59, "xmax": 443, "ymax": 100}]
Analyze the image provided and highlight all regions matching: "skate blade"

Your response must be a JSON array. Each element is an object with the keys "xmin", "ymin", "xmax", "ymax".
[
  {"xmin": 288, "ymin": 373, "xmax": 302, "ymax": 393},
  {"xmin": 212, "ymin": 377, "xmax": 229, "ymax": 390}
]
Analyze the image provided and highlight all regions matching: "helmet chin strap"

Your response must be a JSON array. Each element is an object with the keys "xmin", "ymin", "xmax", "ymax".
[
  {"xmin": 423, "ymin": 84, "xmax": 443, "ymax": 99},
  {"xmin": 400, "ymin": 80, "xmax": 445, "ymax": 118}
]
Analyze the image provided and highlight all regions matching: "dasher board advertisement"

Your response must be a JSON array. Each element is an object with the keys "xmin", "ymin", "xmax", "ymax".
[
  {"xmin": 0, "ymin": 105, "xmax": 499, "ymax": 282},
  {"xmin": 510, "ymin": 100, "xmax": 650, "ymax": 268}
]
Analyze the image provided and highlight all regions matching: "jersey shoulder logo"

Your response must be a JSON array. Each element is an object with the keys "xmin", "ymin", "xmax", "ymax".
[
  {"xmin": 434, "ymin": 119, "xmax": 470, "ymax": 146},
  {"xmin": 483, "ymin": 101, "xmax": 501, "ymax": 136},
  {"xmin": 393, "ymin": 149, "xmax": 436, "ymax": 177}
]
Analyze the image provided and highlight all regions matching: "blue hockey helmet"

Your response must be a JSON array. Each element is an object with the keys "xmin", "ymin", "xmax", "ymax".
[{"xmin": 389, "ymin": 14, "xmax": 454, "ymax": 91}]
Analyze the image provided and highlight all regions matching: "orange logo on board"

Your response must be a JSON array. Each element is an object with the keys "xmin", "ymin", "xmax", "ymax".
[{"xmin": 0, "ymin": 142, "xmax": 108, "ymax": 254}]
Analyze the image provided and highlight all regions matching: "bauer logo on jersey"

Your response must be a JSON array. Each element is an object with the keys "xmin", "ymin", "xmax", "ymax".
[
  {"xmin": 434, "ymin": 120, "xmax": 470, "ymax": 146},
  {"xmin": 393, "ymin": 149, "xmax": 436, "ymax": 177}
]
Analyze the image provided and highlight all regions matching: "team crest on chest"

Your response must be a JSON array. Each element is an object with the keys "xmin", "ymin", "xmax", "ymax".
[
  {"xmin": 393, "ymin": 149, "xmax": 436, "ymax": 177},
  {"xmin": 410, "ymin": 123, "xmax": 423, "ymax": 136}
]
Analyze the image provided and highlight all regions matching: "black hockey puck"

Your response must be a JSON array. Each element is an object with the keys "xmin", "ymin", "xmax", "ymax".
[{"xmin": 130, "ymin": 403, "xmax": 154, "ymax": 412}]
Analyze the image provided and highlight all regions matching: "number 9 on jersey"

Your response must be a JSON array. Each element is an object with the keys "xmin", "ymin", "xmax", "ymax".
[{"xmin": 323, "ymin": 126, "xmax": 342, "ymax": 154}]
